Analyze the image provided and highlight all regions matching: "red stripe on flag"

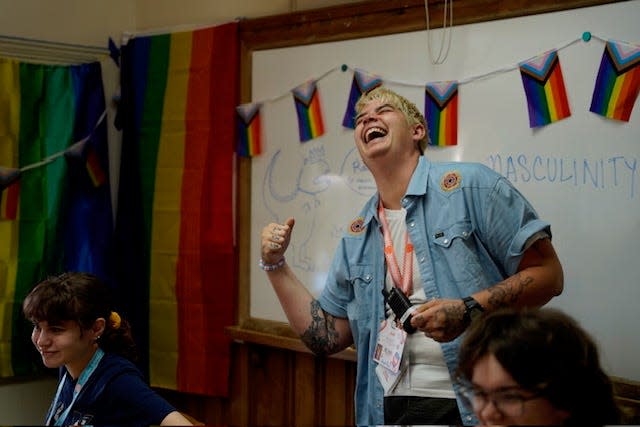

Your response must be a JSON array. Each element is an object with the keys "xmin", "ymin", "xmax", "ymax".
[
  {"xmin": 1, "ymin": 182, "xmax": 20, "ymax": 220},
  {"xmin": 445, "ymin": 95, "xmax": 458, "ymax": 146},
  {"xmin": 549, "ymin": 65, "xmax": 570, "ymax": 120},
  {"xmin": 199, "ymin": 22, "xmax": 238, "ymax": 397},
  {"xmin": 175, "ymin": 22, "xmax": 238, "ymax": 397},
  {"xmin": 176, "ymin": 27, "xmax": 210, "ymax": 394},
  {"xmin": 616, "ymin": 66, "xmax": 640, "ymax": 121}
]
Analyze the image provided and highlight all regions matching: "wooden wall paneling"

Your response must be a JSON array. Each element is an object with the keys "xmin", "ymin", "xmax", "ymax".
[
  {"xmin": 228, "ymin": 343, "xmax": 250, "ymax": 426},
  {"xmin": 293, "ymin": 352, "xmax": 317, "ymax": 426},
  {"xmin": 249, "ymin": 345, "xmax": 293, "ymax": 425},
  {"xmin": 322, "ymin": 356, "xmax": 356, "ymax": 426}
]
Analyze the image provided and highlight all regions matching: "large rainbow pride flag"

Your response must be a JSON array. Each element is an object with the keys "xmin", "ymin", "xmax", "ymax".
[
  {"xmin": 115, "ymin": 22, "xmax": 238, "ymax": 396},
  {"xmin": 0, "ymin": 58, "xmax": 112, "ymax": 377}
]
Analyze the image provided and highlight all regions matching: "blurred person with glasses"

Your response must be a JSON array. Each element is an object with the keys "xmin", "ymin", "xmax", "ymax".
[{"xmin": 456, "ymin": 307, "xmax": 621, "ymax": 426}]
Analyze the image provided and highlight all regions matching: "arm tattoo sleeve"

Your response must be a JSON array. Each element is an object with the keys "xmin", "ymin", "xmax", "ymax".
[
  {"xmin": 487, "ymin": 272, "xmax": 534, "ymax": 309},
  {"xmin": 300, "ymin": 300, "xmax": 341, "ymax": 356}
]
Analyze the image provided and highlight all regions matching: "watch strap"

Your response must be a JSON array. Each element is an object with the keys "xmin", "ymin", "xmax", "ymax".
[{"xmin": 462, "ymin": 296, "xmax": 484, "ymax": 323}]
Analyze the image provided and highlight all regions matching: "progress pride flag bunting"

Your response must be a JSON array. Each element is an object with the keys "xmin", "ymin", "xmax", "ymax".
[
  {"xmin": 342, "ymin": 69, "xmax": 382, "ymax": 129},
  {"xmin": 0, "ymin": 167, "xmax": 20, "ymax": 220},
  {"xmin": 519, "ymin": 49, "xmax": 571, "ymax": 128},
  {"xmin": 236, "ymin": 102, "xmax": 262, "ymax": 157},
  {"xmin": 590, "ymin": 39, "xmax": 640, "ymax": 122},
  {"xmin": 292, "ymin": 80, "xmax": 325, "ymax": 142},
  {"xmin": 425, "ymin": 81, "xmax": 458, "ymax": 147}
]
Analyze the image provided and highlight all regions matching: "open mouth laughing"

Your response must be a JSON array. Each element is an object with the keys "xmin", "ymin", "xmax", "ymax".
[{"xmin": 364, "ymin": 126, "xmax": 387, "ymax": 144}]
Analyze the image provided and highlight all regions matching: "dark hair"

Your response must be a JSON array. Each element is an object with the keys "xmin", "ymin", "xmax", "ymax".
[
  {"xmin": 457, "ymin": 307, "xmax": 621, "ymax": 426},
  {"xmin": 23, "ymin": 272, "xmax": 138, "ymax": 362}
]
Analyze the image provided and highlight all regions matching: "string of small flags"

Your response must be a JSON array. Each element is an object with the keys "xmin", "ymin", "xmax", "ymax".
[
  {"xmin": 0, "ymin": 111, "xmax": 107, "ymax": 220},
  {"xmin": 235, "ymin": 32, "xmax": 640, "ymax": 157}
]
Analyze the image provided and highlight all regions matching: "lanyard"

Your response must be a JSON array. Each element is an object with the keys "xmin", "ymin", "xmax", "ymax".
[
  {"xmin": 46, "ymin": 347, "xmax": 104, "ymax": 426},
  {"xmin": 378, "ymin": 201, "xmax": 414, "ymax": 295}
]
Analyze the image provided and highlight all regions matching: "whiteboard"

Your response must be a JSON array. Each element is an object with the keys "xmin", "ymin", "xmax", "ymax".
[{"xmin": 249, "ymin": 1, "xmax": 640, "ymax": 382}]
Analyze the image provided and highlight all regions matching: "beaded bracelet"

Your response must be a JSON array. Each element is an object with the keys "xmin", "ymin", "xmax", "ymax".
[{"xmin": 259, "ymin": 257, "xmax": 286, "ymax": 271}]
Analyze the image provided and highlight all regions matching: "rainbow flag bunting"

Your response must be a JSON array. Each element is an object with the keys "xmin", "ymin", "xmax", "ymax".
[
  {"xmin": 0, "ymin": 59, "xmax": 112, "ymax": 378},
  {"xmin": 342, "ymin": 69, "xmax": 383, "ymax": 129},
  {"xmin": 0, "ymin": 167, "xmax": 20, "ymax": 220},
  {"xmin": 519, "ymin": 49, "xmax": 571, "ymax": 128},
  {"xmin": 236, "ymin": 102, "xmax": 262, "ymax": 157},
  {"xmin": 292, "ymin": 80, "xmax": 325, "ymax": 142},
  {"xmin": 590, "ymin": 39, "xmax": 640, "ymax": 122},
  {"xmin": 115, "ymin": 22, "xmax": 238, "ymax": 397},
  {"xmin": 425, "ymin": 81, "xmax": 458, "ymax": 147},
  {"xmin": 0, "ymin": 166, "xmax": 20, "ymax": 190},
  {"xmin": 64, "ymin": 138, "xmax": 107, "ymax": 187}
]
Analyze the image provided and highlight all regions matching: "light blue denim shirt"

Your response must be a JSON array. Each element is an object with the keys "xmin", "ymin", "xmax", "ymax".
[{"xmin": 318, "ymin": 156, "xmax": 551, "ymax": 426}]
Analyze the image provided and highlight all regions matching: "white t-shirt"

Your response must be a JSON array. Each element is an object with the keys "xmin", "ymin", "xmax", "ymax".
[{"xmin": 383, "ymin": 208, "xmax": 456, "ymax": 399}]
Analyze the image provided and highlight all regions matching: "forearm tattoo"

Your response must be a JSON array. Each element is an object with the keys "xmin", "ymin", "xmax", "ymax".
[
  {"xmin": 434, "ymin": 303, "xmax": 466, "ymax": 335},
  {"xmin": 487, "ymin": 272, "xmax": 533, "ymax": 309},
  {"xmin": 300, "ymin": 300, "xmax": 340, "ymax": 356}
]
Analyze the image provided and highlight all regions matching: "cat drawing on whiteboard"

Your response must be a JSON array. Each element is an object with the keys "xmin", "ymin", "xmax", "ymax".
[{"xmin": 263, "ymin": 148, "xmax": 330, "ymax": 271}]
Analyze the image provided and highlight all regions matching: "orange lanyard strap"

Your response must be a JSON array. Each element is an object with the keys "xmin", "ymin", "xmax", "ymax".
[{"xmin": 378, "ymin": 201, "xmax": 414, "ymax": 295}]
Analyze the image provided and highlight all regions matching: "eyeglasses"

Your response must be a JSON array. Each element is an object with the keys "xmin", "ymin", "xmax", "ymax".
[{"xmin": 458, "ymin": 383, "xmax": 546, "ymax": 417}]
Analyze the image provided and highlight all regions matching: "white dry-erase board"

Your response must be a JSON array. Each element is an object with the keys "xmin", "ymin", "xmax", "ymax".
[{"xmin": 245, "ymin": 0, "xmax": 640, "ymax": 382}]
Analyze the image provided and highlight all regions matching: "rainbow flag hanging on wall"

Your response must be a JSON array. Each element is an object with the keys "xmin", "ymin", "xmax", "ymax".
[
  {"xmin": 0, "ymin": 59, "xmax": 112, "ymax": 378},
  {"xmin": 292, "ymin": 80, "xmax": 325, "ymax": 142},
  {"xmin": 590, "ymin": 39, "xmax": 640, "ymax": 122},
  {"xmin": 519, "ymin": 49, "xmax": 571, "ymax": 128},
  {"xmin": 116, "ymin": 22, "xmax": 238, "ymax": 397},
  {"xmin": 236, "ymin": 102, "xmax": 262, "ymax": 157},
  {"xmin": 342, "ymin": 69, "xmax": 382, "ymax": 129},
  {"xmin": 425, "ymin": 81, "xmax": 458, "ymax": 147}
]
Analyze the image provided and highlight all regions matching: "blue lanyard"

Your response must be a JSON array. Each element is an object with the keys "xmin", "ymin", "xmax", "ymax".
[{"xmin": 46, "ymin": 348, "xmax": 104, "ymax": 426}]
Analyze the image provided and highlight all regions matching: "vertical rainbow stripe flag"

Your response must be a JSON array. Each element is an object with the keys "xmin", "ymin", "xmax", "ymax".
[
  {"xmin": 342, "ymin": 69, "xmax": 382, "ymax": 129},
  {"xmin": 590, "ymin": 39, "xmax": 640, "ymax": 122},
  {"xmin": 292, "ymin": 80, "xmax": 325, "ymax": 142},
  {"xmin": 236, "ymin": 102, "xmax": 262, "ymax": 157},
  {"xmin": 115, "ymin": 22, "xmax": 238, "ymax": 397},
  {"xmin": 519, "ymin": 49, "xmax": 571, "ymax": 128},
  {"xmin": 425, "ymin": 81, "xmax": 458, "ymax": 147},
  {"xmin": 0, "ymin": 59, "xmax": 112, "ymax": 378}
]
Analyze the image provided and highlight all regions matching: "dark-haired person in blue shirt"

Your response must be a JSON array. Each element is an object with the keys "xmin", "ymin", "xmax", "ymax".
[{"xmin": 23, "ymin": 272, "xmax": 192, "ymax": 426}]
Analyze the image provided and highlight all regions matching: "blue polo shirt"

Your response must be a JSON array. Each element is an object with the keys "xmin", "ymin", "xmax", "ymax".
[
  {"xmin": 46, "ymin": 352, "xmax": 176, "ymax": 426},
  {"xmin": 318, "ymin": 156, "xmax": 550, "ymax": 426}
]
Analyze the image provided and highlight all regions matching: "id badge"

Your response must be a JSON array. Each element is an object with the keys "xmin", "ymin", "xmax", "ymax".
[{"xmin": 373, "ymin": 318, "xmax": 406, "ymax": 373}]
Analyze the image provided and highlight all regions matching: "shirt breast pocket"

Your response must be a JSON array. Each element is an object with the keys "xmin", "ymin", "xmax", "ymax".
[
  {"xmin": 431, "ymin": 220, "xmax": 486, "ymax": 289},
  {"xmin": 346, "ymin": 265, "xmax": 375, "ymax": 322}
]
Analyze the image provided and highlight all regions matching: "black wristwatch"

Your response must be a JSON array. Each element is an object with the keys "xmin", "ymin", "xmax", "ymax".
[{"xmin": 462, "ymin": 296, "xmax": 484, "ymax": 324}]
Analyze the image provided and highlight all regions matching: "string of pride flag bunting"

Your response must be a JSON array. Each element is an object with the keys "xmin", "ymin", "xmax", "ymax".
[{"xmin": 235, "ymin": 33, "xmax": 640, "ymax": 157}]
